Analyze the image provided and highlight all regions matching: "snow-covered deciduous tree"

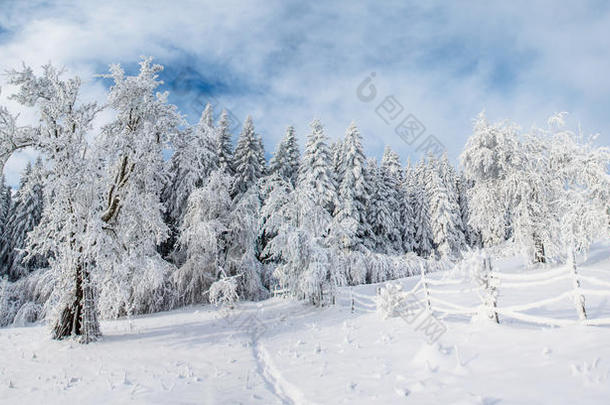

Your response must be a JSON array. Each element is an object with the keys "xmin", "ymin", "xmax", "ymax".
[
  {"xmin": 174, "ymin": 170, "xmax": 232, "ymax": 306},
  {"xmin": 209, "ymin": 274, "xmax": 240, "ymax": 308},
  {"xmin": 225, "ymin": 186, "xmax": 266, "ymax": 300},
  {"xmin": 95, "ymin": 58, "xmax": 183, "ymax": 319},
  {"xmin": 269, "ymin": 125, "xmax": 300, "ymax": 186},
  {"xmin": 263, "ymin": 179, "xmax": 340, "ymax": 306},
  {"xmin": 232, "ymin": 116, "xmax": 265, "ymax": 197},
  {"xmin": 1, "ymin": 64, "xmax": 103, "ymax": 342},
  {"xmin": 544, "ymin": 114, "xmax": 610, "ymax": 262},
  {"xmin": 461, "ymin": 112, "xmax": 520, "ymax": 249}
]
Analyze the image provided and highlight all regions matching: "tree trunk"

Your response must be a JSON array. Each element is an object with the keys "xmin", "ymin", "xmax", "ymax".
[
  {"xmin": 484, "ymin": 257, "xmax": 499, "ymax": 324},
  {"xmin": 52, "ymin": 261, "xmax": 100, "ymax": 343},
  {"xmin": 568, "ymin": 248, "xmax": 587, "ymax": 321},
  {"xmin": 533, "ymin": 233, "xmax": 546, "ymax": 263}
]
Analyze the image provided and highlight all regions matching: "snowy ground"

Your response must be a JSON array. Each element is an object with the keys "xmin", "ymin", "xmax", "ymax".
[{"xmin": 1, "ymin": 242, "xmax": 610, "ymax": 404}]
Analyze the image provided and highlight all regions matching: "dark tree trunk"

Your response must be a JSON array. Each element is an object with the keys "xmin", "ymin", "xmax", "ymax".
[
  {"xmin": 533, "ymin": 233, "xmax": 546, "ymax": 263},
  {"xmin": 52, "ymin": 261, "xmax": 100, "ymax": 343}
]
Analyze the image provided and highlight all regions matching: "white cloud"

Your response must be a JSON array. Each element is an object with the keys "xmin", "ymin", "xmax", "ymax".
[{"xmin": 1, "ymin": 0, "xmax": 609, "ymax": 186}]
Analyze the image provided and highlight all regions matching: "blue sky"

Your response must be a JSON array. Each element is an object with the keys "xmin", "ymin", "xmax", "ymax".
[{"xmin": 1, "ymin": 0, "xmax": 609, "ymax": 186}]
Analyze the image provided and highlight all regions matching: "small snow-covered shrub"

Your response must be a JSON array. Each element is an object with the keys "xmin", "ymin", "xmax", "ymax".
[
  {"xmin": 376, "ymin": 282, "xmax": 406, "ymax": 319},
  {"xmin": 209, "ymin": 275, "xmax": 239, "ymax": 308},
  {"xmin": 13, "ymin": 302, "xmax": 42, "ymax": 326}
]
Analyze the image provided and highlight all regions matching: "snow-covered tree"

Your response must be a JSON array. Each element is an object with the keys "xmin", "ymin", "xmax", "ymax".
[
  {"xmin": 161, "ymin": 105, "xmax": 218, "ymax": 262},
  {"xmin": 331, "ymin": 123, "xmax": 371, "ymax": 251},
  {"xmin": 364, "ymin": 158, "xmax": 385, "ymax": 251},
  {"xmin": 461, "ymin": 112, "xmax": 520, "ymax": 248},
  {"xmin": 263, "ymin": 179, "xmax": 340, "ymax": 305},
  {"xmin": 0, "ymin": 159, "xmax": 46, "ymax": 279},
  {"xmin": 225, "ymin": 185, "xmax": 266, "ymax": 300},
  {"xmin": 456, "ymin": 173, "xmax": 480, "ymax": 247},
  {"xmin": 232, "ymin": 116, "xmax": 265, "ymax": 197},
  {"xmin": 379, "ymin": 147, "xmax": 404, "ymax": 254},
  {"xmin": 95, "ymin": 58, "xmax": 183, "ymax": 319},
  {"xmin": 400, "ymin": 161, "xmax": 417, "ymax": 252},
  {"xmin": 269, "ymin": 125, "xmax": 300, "ymax": 186},
  {"xmin": 426, "ymin": 155, "xmax": 465, "ymax": 258},
  {"xmin": 163, "ymin": 104, "xmax": 217, "ymax": 228},
  {"xmin": 0, "ymin": 175, "xmax": 12, "ymax": 274},
  {"xmin": 1, "ymin": 63, "xmax": 103, "ymax": 342},
  {"xmin": 545, "ymin": 114, "xmax": 610, "ymax": 258},
  {"xmin": 216, "ymin": 109, "xmax": 234, "ymax": 175},
  {"xmin": 174, "ymin": 170, "xmax": 232, "ymax": 306},
  {"xmin": 298, "ymin": 119, "xmax": 337, "ymax": 216},
  {"xmin": 412, "ymin": 160, "xmax": 434, "ymax": 257},
  {"xmin": 331, "ymin": 138, "xmax": 345, "ymax": 187}
]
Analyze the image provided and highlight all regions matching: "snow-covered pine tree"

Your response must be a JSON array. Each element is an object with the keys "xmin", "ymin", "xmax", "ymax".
[
  {"xmin": 174, "ymin": 170, "xmax": 233, "ymax": 306},
  {"xmin": 331, "ymin": 138, "xmax": 345, "ymax": 189},
  {"xmin": 0, "ymin": 159, "xmax": 45, "ymax": 280},
  {"xmin": 216, "ymin": 109, "xmax": 235, "ymax": 175},
  {"xmin": 1, "ymin": 63, "xmax": 103, "ymax": 342},
  {"xmin": 425, "ymin": 156, "xmax": 465, "ymax": 258},
  {"xmin": 0, "ymin": 175, "xmax": 11, "ymax": 245},
  {"xmin": 364, "ymin": 158, "xmax": 385, "ymax": 252},
  {"xmin": 412, "ymin": 160, "xmax": 434, "ymax": 257},
  {"xmin": 456, "ymin": 173, "xmax": 480, "ymax": 247},
  {"xmin": 269, "ymin": 125, "xmax": 300, "ymax": 186},
  {"xmin": 95, "ymin": 58, "xmax": 183, "ymax": 319},
  {"xmin": 0, "ymin": 175, "xmax": 11, "ymax": 275},
  {"xmin": 161, "ymin": 104, "xmax": 218, "ymax": 261},
  {"xmin": 380, "ymin": 146, "xmax": 404, "ymax": 254},
  {"xmin": 331, "ymin": 123, "xmax": 371, "ymax": 251},
  {"xmin": 232, "ymin": 116, "xmax": 265, "ymax": 197},
  {"xmin": 298, "ymin": 119, "xmax": 337, "ymax": 216},
  {"xmin": 401, "ymin": 161, "xmax": 417, "ymax": 253}
]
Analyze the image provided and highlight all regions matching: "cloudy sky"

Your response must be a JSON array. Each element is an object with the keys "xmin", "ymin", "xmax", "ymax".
[{"xmin": 1, "ymin": 0, "xmax": 609, "ymax": 186}]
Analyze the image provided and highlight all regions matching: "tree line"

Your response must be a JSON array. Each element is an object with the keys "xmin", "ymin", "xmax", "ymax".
[{"xmin": 0, "ymin": 58, "xmax": 608, "ymax": 343}]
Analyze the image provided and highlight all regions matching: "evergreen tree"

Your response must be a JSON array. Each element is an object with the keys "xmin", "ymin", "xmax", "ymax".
[
  {"xmin": 331, "ymin": 139, "xmax": 345, "ymax": 188},
  {"xmin": 401, "ymin": 161, "xmax": 417, "ymax": 253},
  {"xmin": 413, "ymin": 160, "xmax": 434, "ymax": 257},
  {"xmin": 0, "ymin": 159, "xmax": 46, "ymax": 279},
  {"xmin": 216, "ymin": 109, "xmax": 234, "ymax": 175},
  {"xmin": 379, "ymin": 147, "xmax": 404, "ymax": 254},
  {"xmin": 331, "ymin": 123, "xmax": 371, "ymax": 251},
  {"xmin": 364, "ymin": 158, "xmax": 386, "ymax": 252},
  {"xmin": 0, "ymin": 175, "xmax": 11, "ymax": 241},
  {"xmin": 425, "ymin": 156, "xmax": 465, "ymax": 258},
  {"xmin": 457, "ymin": 173, "xmax": 480, "ymax": 247},
  {"xmin": 232, "ymin": 116, "xmax": 265, "ymax": 197},
  {"xmin": 269, "ymin": 125, "xmax": 300, "ymax": 186},
  {"xmin": 163, "ymin": 104, "xmax": 218, "ymax": 241},
  {"xmin": 298, "ymin": 119, "xmax": 337, "ymax": 216}
]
